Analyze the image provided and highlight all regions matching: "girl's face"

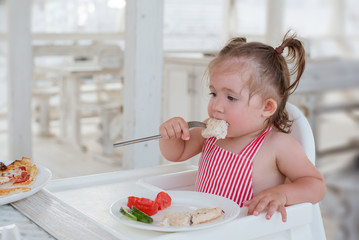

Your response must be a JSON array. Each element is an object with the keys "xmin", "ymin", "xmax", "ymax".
[{"xmin": 207, "ymin": 59, "xmax": 267, "ymax": 139}]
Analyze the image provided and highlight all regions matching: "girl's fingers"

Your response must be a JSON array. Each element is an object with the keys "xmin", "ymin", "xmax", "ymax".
[
  {"xmin": 181, "ymin": 121, "xmax": 190, "ymax": 140},
  {"xmin": 279, "ymin": 205, "xmax": 287, "ymax": 222},
  {"xmin": 244, "ymin": 199, "xmax": 257, "ymax": 215},
  {"xmin": 166, "ymin": 125, "xmax": 176, "ymax": 139},
  {"xmin": 159, "ymin": 126, "xmax": 169, "ymax": 139},
  {"xmin": 244, "ymin": 191, "xmax": 287, "ymax": 222},
  {"xmin": 159, "ymin": 118, "xmax": 191, "ymax": 140},
  {"xmin": 253, "ymin": 198, "xmax": 270, "ymax": 216},
  {"xmin": 245, "ymin": 197, "xmax": 263, "ymax": 216},
  {"xmin": 170, "ymin": 123, "xmax": 180, "ymax": 139},
  {"xmin": 265, "ymin": 201, "xmax": 279, "ymax": 220},
  {"xmin": 265, "ymin": 203, "xmax": 287, "ymax": 222}
]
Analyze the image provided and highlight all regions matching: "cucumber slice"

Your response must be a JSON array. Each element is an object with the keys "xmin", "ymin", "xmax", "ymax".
[
  {"xmin": 131, "ymin": 207, "xmax": 153, "ymax": 224},
  {"xmin": 120, "ymin": 207, "xmax": 137, "ymax": 221}
]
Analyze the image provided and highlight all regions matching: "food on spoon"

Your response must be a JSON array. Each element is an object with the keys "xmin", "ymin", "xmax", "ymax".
[
  {"xmin": 201, "ymin": 118, "xmax": 228, "ymax": 139},
  {"xmin": 0, "ymin": 157, "xmax": 37, "ymax": 197},
  {"xmin": 161, "ymin": 207, "xmax": 224, "ymax": 227}
]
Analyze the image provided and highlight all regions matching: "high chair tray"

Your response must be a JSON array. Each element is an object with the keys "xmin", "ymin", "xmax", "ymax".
[
  {"xmin": 25, "ymin": 162, "xmax": 320, "ymax": 240},
  {"xmin": 136, "ymin": 169, "xmax": 198, "ymax": 191}
]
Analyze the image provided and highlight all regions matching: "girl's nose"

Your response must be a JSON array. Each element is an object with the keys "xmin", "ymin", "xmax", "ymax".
[{"xmin": 212, "ymin": 97, "xmax": 224, "ymax": 113}]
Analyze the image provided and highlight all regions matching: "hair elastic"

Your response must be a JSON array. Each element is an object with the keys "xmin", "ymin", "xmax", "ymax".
[{"xmin": 275, "ymin": 45, "xmax": 284, "ymax": 54}]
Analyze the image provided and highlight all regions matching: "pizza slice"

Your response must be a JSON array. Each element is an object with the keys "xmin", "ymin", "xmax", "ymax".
[
  {"xmin": 0, "ymin": 186, "xmax": 31, "ymax": 196},
  {"xmin": 0, "ymin": 157, "xmax": 37, "ymax": 197}
]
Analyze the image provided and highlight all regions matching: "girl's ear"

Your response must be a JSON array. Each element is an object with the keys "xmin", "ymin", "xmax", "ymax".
[{"xmin": 262, "ymin": 98, "xmax": 277, "ymax": 117}]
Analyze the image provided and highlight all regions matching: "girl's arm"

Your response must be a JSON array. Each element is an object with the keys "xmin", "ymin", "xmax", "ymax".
[
  {"xmin": 159, "ymin": 117, "xmax": 205, "ymax": 162},
  {"xmin": 245, "ymin": 134, "xmax": 326, "ymax": 222}
]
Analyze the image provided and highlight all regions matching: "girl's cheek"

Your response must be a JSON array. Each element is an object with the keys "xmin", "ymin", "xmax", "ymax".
[{"xmin": 207, "ymin": 102, "xmax": 213, "ymax": 117}]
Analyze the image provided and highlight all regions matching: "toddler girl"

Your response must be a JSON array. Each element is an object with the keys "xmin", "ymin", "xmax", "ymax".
[{"xmin": 159, "ymin": 31, "xmax": 326, "ymax": 222}]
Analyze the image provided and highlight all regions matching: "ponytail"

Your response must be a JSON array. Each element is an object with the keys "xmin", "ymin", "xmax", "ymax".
[
  {"xmin": 276, "ymin": 31, "xmax": 306, "ymax": 95},
  {"xmin": 272, "ymin": 30, "xmax": 306, "ymax": 132}
]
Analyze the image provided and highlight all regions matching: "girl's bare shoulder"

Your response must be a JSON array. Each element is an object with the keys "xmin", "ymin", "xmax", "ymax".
[
  {"xmin": 265, "ymin": 127, "xmax": 301, "ymax": 149},
  {"xmin": 267, "ymin": 127, "xmax": 294, "ymax": 141},
  {"xmin": 265, "ymin": 127, "xmax": 309, "ymax": 167}
]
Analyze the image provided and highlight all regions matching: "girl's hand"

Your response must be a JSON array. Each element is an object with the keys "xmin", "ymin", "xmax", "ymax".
[
  {"xmin": 243, "ymin": 188, "xmax": 288, "ymax": 222},
  {"xmin": 159, "ymin": 117, "xmax": 190, "ymax": 141}
]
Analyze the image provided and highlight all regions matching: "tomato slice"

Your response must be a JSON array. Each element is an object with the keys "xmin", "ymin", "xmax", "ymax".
[
  {"xmin": 136, "ymin": 198, "xmax": 159, "ymax": 216},
  {"xmin": 127, "ymin": 197, "xmax": 158, "ymax": 216},
  {"xmin": 155, "ymin": 191, "xmax": 172, "ymax": 210},
  {"xmin": 127, "ymin": 192, "xmax": 172, "ymax": 216},
  {"xmin": 127, "ymin": 196, "xmax": 140, "ymax": 209}
]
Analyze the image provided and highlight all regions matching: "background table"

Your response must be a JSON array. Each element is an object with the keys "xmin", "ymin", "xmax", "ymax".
[{"xmin": 36, "ymin": 64, "xmax": 122, "ymax": 150}]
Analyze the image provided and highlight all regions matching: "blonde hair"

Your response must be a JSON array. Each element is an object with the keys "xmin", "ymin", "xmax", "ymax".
[{"xmin": 208, "ymin": 31, "xmax": 306, "ymax": 133}]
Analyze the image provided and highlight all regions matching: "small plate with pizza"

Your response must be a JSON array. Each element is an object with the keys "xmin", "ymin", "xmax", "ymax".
[{"xmin": 0, "ymin": 157, "xmax": 52, "ymax": 205}]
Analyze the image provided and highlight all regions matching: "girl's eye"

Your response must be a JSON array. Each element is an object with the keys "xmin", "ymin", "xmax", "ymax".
[
  {"xmin": 209, "ymin": 92, "xmax": 216, "ymax": 97},
  {"xmin": 227, "ymin": 96, "xmax": 237, "ymax": 101}
]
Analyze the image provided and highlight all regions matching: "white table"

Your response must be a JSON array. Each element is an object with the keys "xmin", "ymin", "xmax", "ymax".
[
  {"xmin": 35, "ymin": 64, "xmax": 122, "ymax": 150},
  {"xmin": 3, "ymin": 162, "xmax": 325, "ymax": 240}
]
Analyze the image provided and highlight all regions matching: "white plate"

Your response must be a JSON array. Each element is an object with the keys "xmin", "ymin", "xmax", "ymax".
[
  {"xmin": 110, "ymin": 190, "xmax": 240, "ymax": 232},
  {"xmin": 0, "ymin": 161, "xmax": 52, "ymax": 205}
]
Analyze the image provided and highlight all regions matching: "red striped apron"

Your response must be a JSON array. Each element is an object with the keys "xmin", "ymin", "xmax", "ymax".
[{"xmin": 195, "ymin": 126, "xmax": 272, "ymax": 207}]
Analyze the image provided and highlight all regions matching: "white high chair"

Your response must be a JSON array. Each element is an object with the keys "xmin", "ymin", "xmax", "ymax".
[
  {"xmin": 138, "ymin": 103, "xmax": 327, "ymax": 240},
  {"xmin": 286, "ymin": 102, "xmax": 326, "ymax": 240}
]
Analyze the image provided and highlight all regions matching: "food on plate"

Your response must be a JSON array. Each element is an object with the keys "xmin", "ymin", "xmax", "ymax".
[
  {"xmin": 120, "ymin": 207, "xmax": 137, "ymax": 221},
  {"xmin": 0, "ymin": 186, "xmax": 31, "ymax": 197},
  {"xmin": 120, "ymin": 206, "xmax": 154, "ymax": 223},
  {"xmin": 155, "ymin": 191, "xmax": 172, "ymax": 210},
  {"xmin": 121, "ymin": 192, "xmax": 172, "ymax": 224},
  {"xmin": 121, "ymin": 192, "xmax": 224, "ymax": 227},
  {"xmin": 131, "ymin": 207, "xmax": 154, "ymax": 224},
  {"xmin": 201, "ymin": 118, "xmax": 228, "ymax": 139},
  {"xmin": 0, "ymin": 157, "xmax": 37, "ymax": 197},
  {"xmin": 127, "ymin": 191, "xmax": 172, "ymax": 216},
  {"xmin": 127, "ymin": 196, "xmax": 159, "ymax": 216},
  {"xmin": 192, "ymin": 207, "xmax": 223, "ymax": 225},
  {"xmin": 161, "ymin": 207, "xmax": 224, "ymax": 227},
  {"xmin": 161, "ymin": 211, "xmax": 192, "ymax": 227}
]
